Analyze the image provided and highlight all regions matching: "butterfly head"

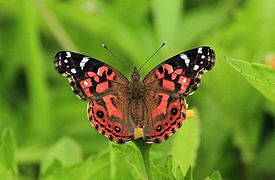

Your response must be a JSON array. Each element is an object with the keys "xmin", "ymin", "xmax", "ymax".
[{"xmin": 131, "ymin": 67, "xmax": 142, "ymax": 81}]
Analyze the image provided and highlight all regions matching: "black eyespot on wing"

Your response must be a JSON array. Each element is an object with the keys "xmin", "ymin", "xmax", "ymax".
[
  {"xmin": 171, "ymin": 108, "xmax": 178, "ymax": 116},
  {"xmin": 96, "ymin": 110, "xmax": 104, "ymax": 118},
  {"xmin": 156, "ymin": 125, "xmax": 163, "ymax": 132},
  {"xmin": 114, "ymin": 126, "xmax": 121, "ymax": 133}
]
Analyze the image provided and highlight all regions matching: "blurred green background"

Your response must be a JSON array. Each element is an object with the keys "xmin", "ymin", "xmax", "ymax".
[{"xmin": 1, "ymin": 0, "xmax": 275, "ymax": 179}]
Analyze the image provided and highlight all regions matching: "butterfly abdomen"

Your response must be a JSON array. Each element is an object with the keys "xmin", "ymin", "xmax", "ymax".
[{"xmin": 129, "ymin": 100, "xmax": 145, "ymax": 128}]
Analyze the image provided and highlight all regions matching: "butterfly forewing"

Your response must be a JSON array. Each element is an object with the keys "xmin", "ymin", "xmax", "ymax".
[
  {"xmin": 54, "ymin": 51, "xmax": 129, "ymax": 100},
  {"xmin": 142, "ymin": 46, "xmax": 215, "ymax": 143},
  {"xmin": 143, "ymin": 46, "xmax": 215, "ymax": 96}
]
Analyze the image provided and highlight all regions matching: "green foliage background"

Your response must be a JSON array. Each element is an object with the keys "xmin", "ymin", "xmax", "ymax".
[{"xmin": 0, "ymin": 0, "xmax": 275, "ymax": 179}]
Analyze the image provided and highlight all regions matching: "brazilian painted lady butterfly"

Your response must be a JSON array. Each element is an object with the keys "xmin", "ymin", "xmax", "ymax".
[{"xmin": 54, "ymin": 47, "xmax": 215, "ymax": 144}]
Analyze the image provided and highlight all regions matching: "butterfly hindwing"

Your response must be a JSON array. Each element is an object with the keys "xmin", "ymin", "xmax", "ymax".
[
  {"xmin": 88, "ymin": 97, "xmax": 134, "ymax": 144},
  {"xmin": 143, "ymin": 94, "xmax": 187, "ymax": 143},
  {"xmin": 143, "ymin": 46, "xmax": 215, "ymax": 143},
  {"xmin": 54, "ymin": 51, "xmax": 134, "ymax": 143}
]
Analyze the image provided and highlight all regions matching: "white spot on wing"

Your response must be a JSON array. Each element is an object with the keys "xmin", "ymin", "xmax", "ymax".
[
  {"xmin": 80, "ymin": 57, "xmax": 89, "ymax": 70},
  {"xmin": 182, "ymin": 78, "xmax": 187, "ymax": 83},
  {"xmin": 180, "ymin": 53, "xmax": 190, "ymax": 66},
  {"xmin": 198, "ymin": 47, "xmax": 202, "ymax": 54},
  {"xmin": 185, "ymin": 58, "xmax": 190, "ymax": 65},
  {"xmin": 193, "ymin": 65, "xmax": 199, "ymax": 70},
  {"xmin": 66, "ymin": 52, "xmax": 71, "ymax": 58},
  {"xmin": 201, "ymin": 55, "xmax": 205, "ymax": 59},
  {"xmin": 180, "ymin": 53, "xmax": 188, "ymax": 60},
  {"xmin": 71, "ymin": 68, "xmax": 77, "ymax": 74},
  {"xmin": 64, "ymin": 59, "xmax": 68, "ymax": 63},
  {"xmin": 83, "ymin": 81, "xmax": 88, "ymax": 86}
]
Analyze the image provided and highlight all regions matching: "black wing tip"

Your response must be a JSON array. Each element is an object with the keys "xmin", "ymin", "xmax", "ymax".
[
  {"xmin": 53, "ymin": 51, "xmax": 73, "ymax": 75},
  {"xmin": 53, "ymin": 52, "xmax": 65, "ymax": 74},
  {"xmin": 197, "ymin": 46, "xmax": 215, "ymax": 54},
  {"xmin": 54, "ymin": 50, "xmax": 76, "ymax": 59},
  {"xmin": 207, "ymin": 47, "xmax": 215, "ymax": 59},
  {"xmin": 208, "ymin": 48, "xmax": 216, "ymax": 70},
  {"xmin": 54, "ymin": 51, "xmax": 61, "ymax": 63},
  {"xmin": 54, "ymin": 51, "xmax": 72, "ymax": 61},
  {"xmin": 199, "ymin": 46, "xmax": 216, "ymax": 71}
]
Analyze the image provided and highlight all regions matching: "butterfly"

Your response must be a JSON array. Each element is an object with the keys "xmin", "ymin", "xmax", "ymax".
[{"xmin": 54, "ymin": 46, "xmax": 215, "ymax": 144}]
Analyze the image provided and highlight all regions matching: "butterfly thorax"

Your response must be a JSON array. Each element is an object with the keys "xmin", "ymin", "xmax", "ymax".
[{"xmin": 128, "ymin": 67, "xmax": 144, "ymax": 99}]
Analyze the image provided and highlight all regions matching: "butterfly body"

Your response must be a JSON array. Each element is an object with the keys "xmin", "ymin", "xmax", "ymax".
[{"xmin": 54, "ymin": 47, "xmax": 215, "ymax": 144}]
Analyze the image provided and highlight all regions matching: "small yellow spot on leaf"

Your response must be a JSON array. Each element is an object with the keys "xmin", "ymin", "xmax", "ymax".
[{"xmin": 186, "ymin": 110, "xmax": 195, "ymax": 119}]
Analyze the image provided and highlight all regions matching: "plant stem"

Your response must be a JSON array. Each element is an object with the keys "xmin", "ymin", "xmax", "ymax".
[{"xmin": 134, "ymin": 138, "xmax": 153, "ymax": 180}]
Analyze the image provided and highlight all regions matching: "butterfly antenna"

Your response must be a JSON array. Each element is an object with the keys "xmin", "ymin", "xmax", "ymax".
[
  {"xmin": 102, "ymin": 44, "xmax": 132, "ymax": 74},
  {"xmin": 139, "ymin": 42, "xmax": 166, "ymax": 71},
  {"xmin": 102, "ymin": 44, "xmax": 119, "ymax": 59}
]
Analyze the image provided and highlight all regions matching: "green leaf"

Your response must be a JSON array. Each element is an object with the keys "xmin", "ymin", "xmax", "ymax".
[
  {"xmin": 40, "ymin": 137, "xmax": 82, "ymax": 175},
  {"xmin": 175, "ymin": 166, "xmax": 184, "ymax": 180},
  {"xmin": 204, "ymin": 170, "xmax": 223, "ymax": 180},
  {"xmin": 151, "ymin": 160, "xmax": 169, "ymax": 179},
  {"xmin": 192, "ymin": 90, "xmax": 231, "ymax": 179},
  {"xmin": 41, "ymin": 152, "xmax": 110, "ymax": 180},
  {"xmin": 165, "ymin": 155, "xmax": 175, "ymax": 179},
  {"xmin": 109, "ymin": 142, "xmax": 134, "ymax": 180},
  {"xmin": 178, "ymin": 4, "xmax": 229, "ymax": 48},
  {"xmin": 112, "ymin": 143, "xmax": 147, "ymax": 180},
  {"xmin": 172, "ymin": 112, "xmax": 200, "ymax": 175},
  {"xmin": 151, "ymin": 0, "xmax": 183, "ymax": 47},
  {"xmin": 226, "ymin": 57, "xmax": 275, "ymax": 103},
  {"xmin": 0, "ymin": 128, "xmax": 18, "ymax": 180},
  {"xmin": 42, "ymin": 159, "xmax": 63, "ymax": 178},
  {"xmin": 210, "ymin": 170, "xmax": 223, "ymax": 180},
  {"xmin": 151, "ymin": 155, "xmax": 184, "ymax": 180},
  {"xmin": 19, "ymin": 0, "xmax": 52, "ymax": 135},
  {"xmin": 251, "ymin": 132, "xmax": 275, "ymax": 178},
  {"xmin": 184, "ymin": 167, "xmax": 193, "ymax": 180}
]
